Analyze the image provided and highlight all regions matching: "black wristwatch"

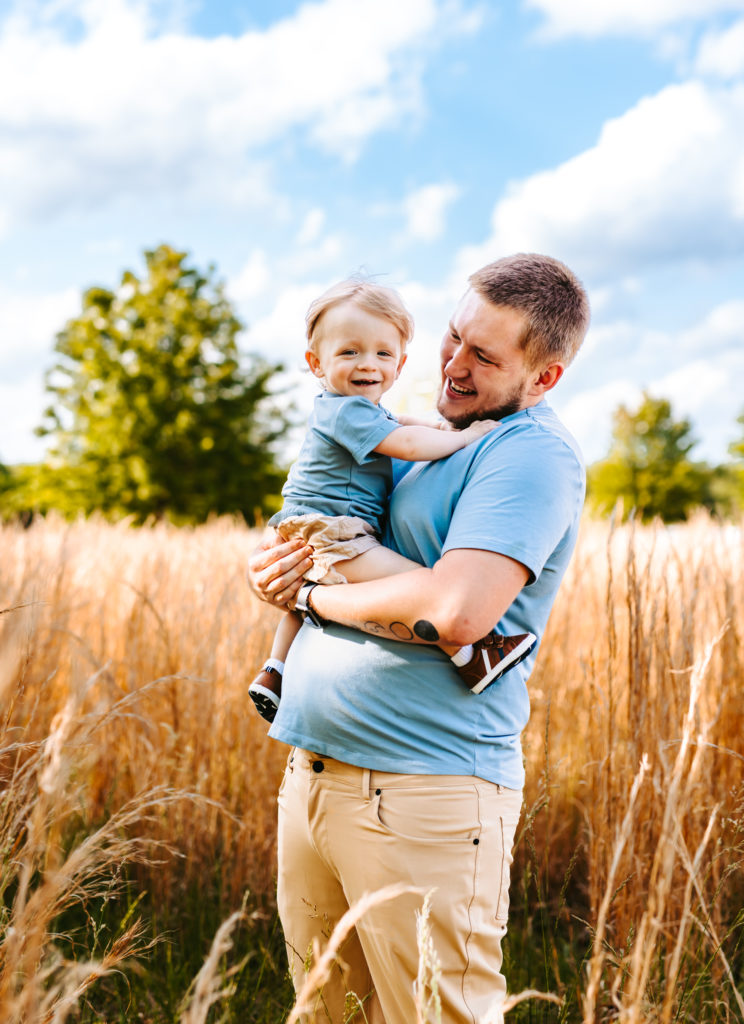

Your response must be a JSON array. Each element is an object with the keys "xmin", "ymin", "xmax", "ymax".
[{"xmin": 295, "ymin": 582, "xmax": 326, "ymax": 628}]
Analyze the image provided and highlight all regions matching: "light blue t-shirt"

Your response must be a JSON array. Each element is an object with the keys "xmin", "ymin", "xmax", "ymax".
[
  {"xmin": 269, "ymin": 400, "xmax": 585, "ymax": 789},
  {"xmin": 269, "ymin": 392, "xmax": 400, "ymax": 536}
]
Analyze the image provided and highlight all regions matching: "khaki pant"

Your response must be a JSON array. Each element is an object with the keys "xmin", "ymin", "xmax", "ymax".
[{"xmin": 277, "ymin": 748, "xmax": 523, "ymax": 1024}]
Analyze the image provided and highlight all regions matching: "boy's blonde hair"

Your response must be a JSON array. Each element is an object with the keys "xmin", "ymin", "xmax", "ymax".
[{"xmin": 305, "ymin": 278, "xmax": 414, "ymax": 352}]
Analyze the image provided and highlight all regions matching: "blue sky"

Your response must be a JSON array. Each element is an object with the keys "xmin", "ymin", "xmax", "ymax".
[{"xmin": 2, "ymin": 0, "xmax": 744, "ymax": 468}]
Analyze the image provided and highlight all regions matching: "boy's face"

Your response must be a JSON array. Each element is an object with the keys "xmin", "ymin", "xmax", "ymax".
[{"xmin": 306, "ymin": 301, "xmax": 407, "ymax": 405}]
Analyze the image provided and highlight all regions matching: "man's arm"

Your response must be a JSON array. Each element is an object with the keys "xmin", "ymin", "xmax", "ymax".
[{"xmin": 248, "ymin": 538, "xmax": 528, "ymax": 648}]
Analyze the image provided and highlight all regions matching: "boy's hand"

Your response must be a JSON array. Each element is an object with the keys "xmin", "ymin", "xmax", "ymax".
[{"xmin": 459, "ymin": 418, "xmax": 499, "ymax": 443}]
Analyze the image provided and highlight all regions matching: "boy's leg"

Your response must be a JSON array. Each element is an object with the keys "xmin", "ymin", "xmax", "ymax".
[
  {"xmin": 335, "ymin": 545, "xmax": 420, "ymax": 582},
  {"xmin": 336, "ymin": 547, "xmax": 466, "ymax": 654},
  {"xmin": 270, "ymin": 610, "xmax": 304, "ymax": 661},
  {"xmin": 249, "ymin": 611, "xmax": 303, "ymax": 723}
]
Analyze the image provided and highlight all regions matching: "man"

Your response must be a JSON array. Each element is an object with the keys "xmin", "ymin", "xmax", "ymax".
[{"xmin": 248, "ymin": 253, "xmax": 590, "ymax": 1023}]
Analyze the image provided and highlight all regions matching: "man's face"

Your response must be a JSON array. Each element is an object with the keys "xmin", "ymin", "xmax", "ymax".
[{"xmin": 437, "ymin": 289, "xmax": 536, "ymax": 428}]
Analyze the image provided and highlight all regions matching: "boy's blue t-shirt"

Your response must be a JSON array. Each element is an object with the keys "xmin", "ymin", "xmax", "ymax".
[
  {"xmin": 269, "ymin": 400, "xmax": 586, "ymax": 789},
  {"xmin": 270, "ymin": 391, "xmax": 399, "ymax": 536}
]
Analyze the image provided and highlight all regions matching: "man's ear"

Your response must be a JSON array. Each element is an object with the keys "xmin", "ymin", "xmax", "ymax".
[
  {"xmin": 529, "ymin": 362, "xmax": 564, "ymax": 396},
  {"xmin": 305, "ymin": 349, "xmax": 324, "ymax": 379},
  {"xmin": 395, "ymin": 352, "xmax": 408, "ymax": 379}
]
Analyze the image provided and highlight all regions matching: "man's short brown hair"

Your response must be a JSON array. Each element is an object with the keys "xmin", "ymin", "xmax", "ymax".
[
  {"xmin": 468, "ymin": 253, "xmax": 590, "ymax": 369},
  {"xmin": 306, "ymin": 278, "xmax": 414, "ymax": 352}
]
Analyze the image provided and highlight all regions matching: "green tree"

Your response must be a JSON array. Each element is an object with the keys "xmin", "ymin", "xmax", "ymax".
[
  {"xmin": 586, "ymin": 392, "xmax": 718, "ymax": 522},
  {"xmin": 31, "ymin": 244, "xmax": 290, "ymax": 523},
  {"xmin": 729, "ymin": 408, "xmax": 744, "ymax": 463},
  {"xmin": 723, "ymin": 407, "xmax": 744, "ymax": 509}
]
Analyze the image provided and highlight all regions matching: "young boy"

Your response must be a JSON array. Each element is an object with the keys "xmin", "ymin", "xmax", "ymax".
[{"xmin": 249, "ymin": 278, "xmax": 536, "ymax": 722}]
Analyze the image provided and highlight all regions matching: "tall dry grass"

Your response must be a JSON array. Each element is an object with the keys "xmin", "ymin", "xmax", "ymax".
[
  {"xmin": 520, "ymin": 513, "xmax": 744, "ymax": 1020},
  {"xmin": 1, "ymin": 513, "xmax": 743, "ymax": 1021}
]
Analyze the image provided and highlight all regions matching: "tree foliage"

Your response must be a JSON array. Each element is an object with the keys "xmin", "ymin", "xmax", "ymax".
[
  {"xmin": 586, "ymin": 392, "xmax": 720, "ymax": 522},
  {"xmin": 724, "ymin": 407, "xmax": 744, "ymax": 506},
  {"xmin": 27, "ymin": 244, "xmax": 290, "ymax": 523},
  {"xmin": 729, "ymin": 409, "xmax": 744, "ymax": 463}
]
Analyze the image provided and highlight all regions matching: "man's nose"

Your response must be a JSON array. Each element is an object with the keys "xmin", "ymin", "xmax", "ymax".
[{"xmin": 444, "ymin": 342, "xmax": 468, "ymax": 377}]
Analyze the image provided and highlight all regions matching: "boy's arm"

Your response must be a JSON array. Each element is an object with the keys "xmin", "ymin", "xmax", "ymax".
[
  {"xmin": 374, "ymin": 419, "xmax": 497, "ymax": 462},
  {"xmin": 393, "ymin": 413, "xmax": 446, "ymax": 428}
]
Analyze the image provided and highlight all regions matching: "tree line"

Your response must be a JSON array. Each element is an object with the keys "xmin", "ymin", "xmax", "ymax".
[{"xmin": 1, "ymin": 245, "xmax": 743, "ymax": 525}]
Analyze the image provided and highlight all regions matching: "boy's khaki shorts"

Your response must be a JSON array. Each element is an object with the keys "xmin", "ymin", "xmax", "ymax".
[{"xmin": 274, "ymin": 513, "xmax": 381, "ymax": 584}]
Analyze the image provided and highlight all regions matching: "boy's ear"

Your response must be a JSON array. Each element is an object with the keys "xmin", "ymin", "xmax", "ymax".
[
  {"xmin": 305, "ymin": 349, "xmax": 324, "ymax": 379},
  {"xmin": 395, "ymin": 352, "xmax": 408, "ymax": 379}
]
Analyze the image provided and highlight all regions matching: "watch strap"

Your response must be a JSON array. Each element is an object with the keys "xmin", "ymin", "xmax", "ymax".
[{"xmin": 295, "ymin": 582, "xmax": 325, "ymax": 628}]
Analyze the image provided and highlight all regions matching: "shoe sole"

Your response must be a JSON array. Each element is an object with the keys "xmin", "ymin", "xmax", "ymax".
[
  {"xmin": 249, "ymin": 683, "xmax": 280, "ymax": 723},
  {"xmin": 469, "ymin": 634, "xmax": 537, "ymax": 695}
]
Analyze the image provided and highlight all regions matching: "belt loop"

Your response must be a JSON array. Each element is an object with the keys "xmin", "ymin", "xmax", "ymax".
[{"xmin": 361, "ymin": 767, "xmax": 371, "ymax": 799}]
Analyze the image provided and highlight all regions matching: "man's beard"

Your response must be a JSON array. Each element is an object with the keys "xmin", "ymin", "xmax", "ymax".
[{"xmin": 437, "ymin": 381, "xmax": 526, "ymax": 430}]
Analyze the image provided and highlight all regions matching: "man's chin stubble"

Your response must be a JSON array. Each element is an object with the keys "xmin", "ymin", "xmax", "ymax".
[{"xmin": 437, "ymin": 394, "xmax": 524, "ymax": 430}]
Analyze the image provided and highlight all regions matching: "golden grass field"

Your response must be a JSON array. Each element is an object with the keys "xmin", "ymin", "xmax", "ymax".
[{"xmin": 1, "ymin": 514, "xmax": 743, "ymax": 1022}]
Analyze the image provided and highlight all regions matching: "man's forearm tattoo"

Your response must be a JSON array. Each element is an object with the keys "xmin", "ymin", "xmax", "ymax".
[
  {"xmin": 364, "ymin": 620, "xmax": 388, "ymax": 636},
  {"xmin": 357, "ymin": 617, "xmax": 440, "ymax": 644},
  {"xmin": 414, "ymin": 619, "xmax": 439, "ymax": 642}
]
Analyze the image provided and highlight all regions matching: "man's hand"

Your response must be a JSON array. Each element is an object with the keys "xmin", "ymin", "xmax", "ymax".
[{"xmin": 247, "ymin": 531, "xmax": 313, "ymax": 608}]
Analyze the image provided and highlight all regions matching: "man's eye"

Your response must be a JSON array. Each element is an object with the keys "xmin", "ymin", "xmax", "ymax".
[{"xmin": 476, "ymin": 352, "xmax": 495, "ymax": 365}]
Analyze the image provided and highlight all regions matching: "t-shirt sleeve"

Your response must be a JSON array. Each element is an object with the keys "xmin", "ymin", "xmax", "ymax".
[
  {"xmin": 320, "ymin": 397, "xmax": 400, "ymax": 464},
  {"xmin": 441, "ymin": 425, "xmax": 585, "ymax": 582}
]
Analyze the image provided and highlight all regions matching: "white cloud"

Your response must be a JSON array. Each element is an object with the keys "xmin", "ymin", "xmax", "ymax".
[
  {"xmin": 399, "ymin": 183, "xmax": 461, "ymax": 243},
  {"xmin": 695, "ymin": 17, "xmax": 744, "ymax": 77},
  {"xmin": 280, "ymin": 236, "xmax": 345, "ymax": 276},
  {"xmin": 0, "ymin": 0, "xmax": 477, "ymax": 232},
  {"xmin": 246, "ymin": 282, "xmax": 329, "ymax": 367},
  {"xmin": 555, "ymin": 297, "xmax": 744, "ymax": 463},
  {"xmin": 455, "ymin": 80, "xmax": 744, "ymax": 283},
  {"xmin": 0, "ymin": 285, "xmax": 79, "ymax": 367},
  {"xmin": 526, "ymin": 0, "xmax": 744, "ymax": 38},
  {"xmin": 296, "ymin": 209, "xmax": 326, "ymax": 247},
  {"xmin": 554, "ymin": 379, "xmax": 639, "ymax": 462},
  {"xmin": 229, "ymin": 249, "xmax": 270, "ymax": 304},
  {"xmin": 0, "ymin": 284, "xmax": 80, "ymax": 464},
  {"xmin": 0, "ymin": 374, "xmax": 49, "ymax": 465},
  {"xmin": 676, "ymin": 298, "xmax": 744, "ymax": 353}
]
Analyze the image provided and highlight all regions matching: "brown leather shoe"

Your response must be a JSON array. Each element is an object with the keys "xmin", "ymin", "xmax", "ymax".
[{"xmin": 456, "ymin": 631, "xmax": 537, "ymax": 694}]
